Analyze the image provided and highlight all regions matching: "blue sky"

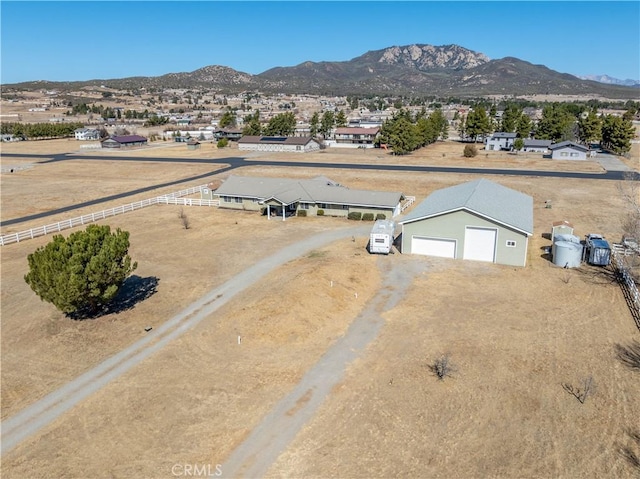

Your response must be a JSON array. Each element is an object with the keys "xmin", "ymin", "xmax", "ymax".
[{"xmin": 1, "ymin": 1, "xmax": 639, "ymax": 84}]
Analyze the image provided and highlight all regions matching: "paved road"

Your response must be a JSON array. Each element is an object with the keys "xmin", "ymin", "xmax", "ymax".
[
  {"xmin": 2, "ymin": 152, "xmax": 638, "ymax": 227},
  {"xmin": 0, "ymin": 224, "xmax": 370, "ymax": 457}
]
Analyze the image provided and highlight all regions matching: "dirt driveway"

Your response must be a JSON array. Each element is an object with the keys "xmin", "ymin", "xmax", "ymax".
[{"xmin": 1, "ymin": 139, "xmax": 639, "ymax": 478}]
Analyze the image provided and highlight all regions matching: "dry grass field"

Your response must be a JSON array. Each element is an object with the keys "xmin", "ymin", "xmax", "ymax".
[{"xmin": 1, "ymin": 138, "xmax": 639, "ymax": 478}]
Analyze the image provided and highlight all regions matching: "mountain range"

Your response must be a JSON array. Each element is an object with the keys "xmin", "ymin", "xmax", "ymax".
[
  {"xmin": 576, "ymin": 74, "xmax": 640, "ymax": 87},
  {"xmin": 4, "ymin": 44, "xmax": 639, "ymax": 99}
]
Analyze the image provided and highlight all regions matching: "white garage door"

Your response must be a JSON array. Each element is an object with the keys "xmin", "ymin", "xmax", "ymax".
[
  {"xmin": 463, "ymin": 227, "xmax": 497, "ymax": 262},
  {"xmin": 411, "ymin": 237, "xmax": 456, "ymax": 258}
]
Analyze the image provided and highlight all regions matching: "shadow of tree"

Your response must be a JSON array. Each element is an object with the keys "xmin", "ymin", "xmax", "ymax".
[
  {"xmin": 574, "ymin": 264, "xmax": 619, "ymax": 286},
  {"xmin": 619, "ymin": 428, "xmax": 640, "ymax": 473},
  {"xmin": 68, "ymin": 275, "xmax": 159, "ymax": 320},
  {"xmin": 615, "ymin": 340, "xmax": 640, "ymax": 371}
]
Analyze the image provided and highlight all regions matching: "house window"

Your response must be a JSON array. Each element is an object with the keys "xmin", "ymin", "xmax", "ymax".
[
  {"xmin": 506, "ymin": 240, "xmax": 517, "ymax": 247},
  {"xmin": 570, "ymin": 152, "xmax": 579, "ymax": 157},
  {"xmin": 560, "ymin": 152, "xmax": 568, "ymax": 157},
  {"xmin": 234, "ymin": 197, "xmax": 242, "ymax": 203},
  {"xmin": 222, "ymin": 196, "xmax": 232, "ymax": 203},
  {"xmin": 299, "ymin": 203, "xmax": 310, "ymax": 210}
]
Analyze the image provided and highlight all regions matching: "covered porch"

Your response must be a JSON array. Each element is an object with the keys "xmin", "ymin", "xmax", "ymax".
[{"xmin": 260, "ymin": 198, "xmax": 298, "ymax": 221}]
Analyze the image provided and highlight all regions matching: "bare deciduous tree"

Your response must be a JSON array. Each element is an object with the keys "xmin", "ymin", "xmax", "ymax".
[
  {"xmin": 178, "ymin": 208, "xmax": 190, "ymax": 230},
  {"xmin": 562, "ymin": 376, "xmax": 595, "ymax": 404},
  {"xmin": 615, "ymin": 340, "xmax": 640, "ymax": 371},
  {"xmin": 429, "ymin": 354, "xmax": 455, "ymax": 380},
  {"xmin": 619, "ymin": 428, "xmax": 640, "ymax": 472}
]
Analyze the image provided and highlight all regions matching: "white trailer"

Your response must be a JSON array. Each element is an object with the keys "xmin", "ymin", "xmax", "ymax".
[{"xmin": 369, "ymin": 219, "xmax": 395, "ymax": 254}]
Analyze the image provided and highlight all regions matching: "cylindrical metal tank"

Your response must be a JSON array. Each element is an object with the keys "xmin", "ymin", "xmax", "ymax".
[
  {"xmin": 553, "ymin": 241, "xmax": 583, "ymax": 268},
  {"xmin": 552, "ymin": 234, "xmax": 580, "ymax": 259}
]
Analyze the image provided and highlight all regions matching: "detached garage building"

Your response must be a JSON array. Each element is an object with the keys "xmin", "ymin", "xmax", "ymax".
[{"xmin": 399, "ymin": 179, "xmax": 533, "ymax": 266}]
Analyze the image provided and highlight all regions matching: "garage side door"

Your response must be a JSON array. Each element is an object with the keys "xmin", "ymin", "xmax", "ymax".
[
  {"xmin": 411, "ymin": 237, "xmax": 456, "ymax": 258},
  {"xmin": 463, "ymin": 227, "xmax": 497, "ymax": 262}
]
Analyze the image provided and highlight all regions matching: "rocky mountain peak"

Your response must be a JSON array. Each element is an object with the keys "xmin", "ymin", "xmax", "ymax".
[{"xmin": 376, "ymin": 44, "xmax": 490, "ymax": 70}]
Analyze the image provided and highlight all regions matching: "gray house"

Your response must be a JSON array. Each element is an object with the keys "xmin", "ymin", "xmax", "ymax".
[
  {"xmin": 210, "ymin": 175, "xmax": 404, "ymax": 220},
  {"xmin": 550, "ymin": 141, "xmax": 589, "ymax": 160},
  {"xmin": 238, "ymin": 136, "xmax": 321, "ymax": 153},
  {"xmin": 485, "ymin": 132, "xmax": 517, "ymax": 151},
  {"xmin": 399, "ymin": 179, "xmax": 533, "ymax": 266},
  {"xmin": 522, "ymin": 139, "xmax": 552, "ymax": 153},
  {"xmin": 101, "ymin": 135, "xmax": 148, "ymax": 148}
]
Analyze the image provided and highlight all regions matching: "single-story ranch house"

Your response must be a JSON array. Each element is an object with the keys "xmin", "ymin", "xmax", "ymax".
[
  {"xmin": 522, "ymin": 139, "xmax": 552, "ymax": 153},
  {"xmin": 238, "ymin": 136, "xmax": 321, "ymax": 153},
  {"xmin": 207, "ymin": 175, "xmax": 404, "ymax": 220},
  {"xmin": 399, "ymin": 179, "xmax": 533, "ymax": 266},
  {"xmin": 101, "ymin": 135, "xmax": 148, "ymax": 148},
  {"xmin": 549, "ymin": 141, "xmax": 590, "ymax": 160}
]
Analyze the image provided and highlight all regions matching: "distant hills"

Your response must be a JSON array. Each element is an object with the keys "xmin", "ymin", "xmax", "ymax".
[
  {"xmin": 3, "ymin": 44, "xmax": 639, "ymax": 99},
  {"xmin": 577, "ymin": 74, "xmax": 640, "ymax": 87}
]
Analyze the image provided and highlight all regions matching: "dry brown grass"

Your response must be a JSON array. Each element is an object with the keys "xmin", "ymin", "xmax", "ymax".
[{"xmin": 1, "ymin": 139, "xmax": 639, "ymax": 478}]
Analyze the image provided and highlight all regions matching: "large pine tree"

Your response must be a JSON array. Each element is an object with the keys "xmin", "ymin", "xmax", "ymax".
[{"xmin": 24, "ymin": 225, "xmax": 137, "ymax": 316}]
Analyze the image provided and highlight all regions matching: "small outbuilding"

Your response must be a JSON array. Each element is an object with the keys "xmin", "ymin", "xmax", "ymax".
[
  {"xmin": 399, "ymin": 179, "xmax": 533, "ymax": 266},
  {"xmin": 187, "ymin": 139, "xmax": 201, "ymax": 150},
  {"xmin": 551, "ymin": 220, "xmax": 574, "ymax": 240}
]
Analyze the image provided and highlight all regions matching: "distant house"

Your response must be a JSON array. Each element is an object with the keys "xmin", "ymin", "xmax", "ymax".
[
  {"xmin": 332, "ymin": 127, "xmax": 380, "ymax": 148},
  {"xmin": 485, "ymin": 132, "xmax": 517, "ymax": 151},
  {"xmin": 398, "ymin": 179, "xmax": 533, "ymax": 267},
  {"xmin": 522, "ymin": 139, "xmax": 552, "ymax": 153},
  {"xmin": 213, "ymin": 128, "xmax": 243, "ymax": 141},
  {"xmin": 101, "ymin": 135, "xmax": 148, "ymax": 148},
  {"xmin": 74, "ymin": 128, "xmax": 100, "ymax": 141},
  {"xmin": 209, "ymin": 175, "xmax": 404, "ymax": 220},
  {"xmin": 238, "ymin": 136, "xmax": 321, "ymax": 153},
  {"xmin": 347, "ymin": 117, "xmax": 384, "ymax": 129},
  {"xmin": 549, "ymin": 141, "xmax": 589, "ymax": 160}
]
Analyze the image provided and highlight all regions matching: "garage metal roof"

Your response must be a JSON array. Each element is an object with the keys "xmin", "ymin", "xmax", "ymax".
[{"xmin": 400, "ymin": 179, "xmax": 533, "ymax": 235}]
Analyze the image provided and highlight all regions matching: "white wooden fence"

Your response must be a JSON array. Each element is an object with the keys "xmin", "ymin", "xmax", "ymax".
[
  {"xmin": 401, "ymin": 196, "xmax": 416, "ymax": 213},
  {"xmin": 611, "ymin": 245, "xmax": 640, "ymax": 329},
  {"xmin": 0, "ymin": 185, "xmax": 218, "ymax": 246}
]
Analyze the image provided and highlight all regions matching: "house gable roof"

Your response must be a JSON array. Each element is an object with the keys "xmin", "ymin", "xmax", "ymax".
[
  {"xmin": 490, "ymin": 132, "xmax": 518, "ymax": 139},
  {"xmin": 238, "ymin": 135, "xmax": 318, "ymax": 146},
  {"xmin": 523, "ymin": 139, "xmax": 552, "ymax": 147},
  {"xmin": 107, "ymin": 135, "xmax": 147, "ymax": 144},
  {"xmin": 215, "ymin": 175, "xmax": 403, "ymax": 208},
  {"xmin": 334, "ymin": 127, "xmax": 380, "ymax": 135},
  {"xmin": 549, "ymin": 141, "xmax": 589, "ymax": 152},
  {"xmin": 400, "ymin": 179, "xmax": 533, "ymax": 235}
]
